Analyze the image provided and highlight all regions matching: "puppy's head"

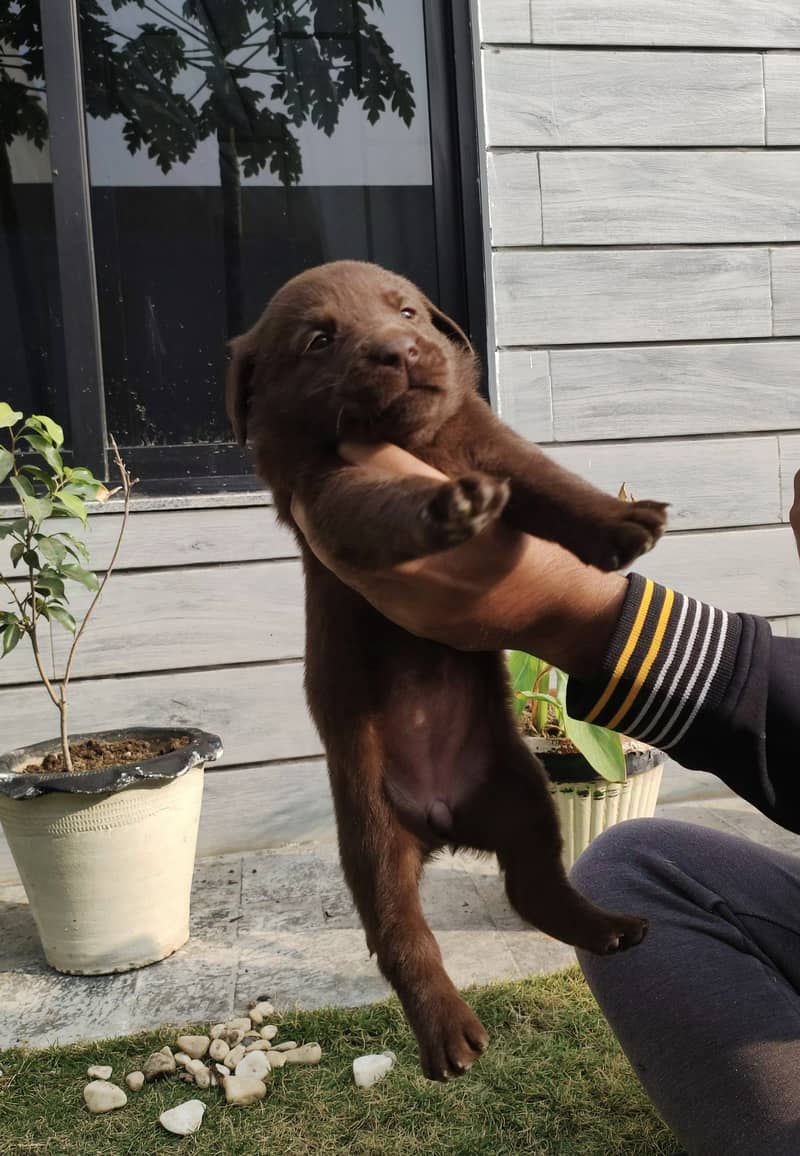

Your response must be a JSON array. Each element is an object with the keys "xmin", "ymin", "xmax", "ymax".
[{"xmin": 226, "ymin": 261, "xmax": 477, "ymax": 457}]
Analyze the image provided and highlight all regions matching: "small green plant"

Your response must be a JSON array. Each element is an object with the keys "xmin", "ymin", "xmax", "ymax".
[
  {"xmin": 507, "ymin": 651, "xmax": 626, "ymax": 782},
  {"xmin": 0, "ymin": 403, "xmax": 134, "ymax": 772}
]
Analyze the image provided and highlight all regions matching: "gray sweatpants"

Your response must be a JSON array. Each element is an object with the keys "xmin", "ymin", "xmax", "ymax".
[{"xmin": 572, "ymin": 818, "xmax": 800, "ymax": 1156}]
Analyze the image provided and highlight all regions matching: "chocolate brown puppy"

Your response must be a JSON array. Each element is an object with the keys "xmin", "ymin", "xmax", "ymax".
[{"xmin": 227, "ymin": 261, "xmax": 667, "ymax": 1081}]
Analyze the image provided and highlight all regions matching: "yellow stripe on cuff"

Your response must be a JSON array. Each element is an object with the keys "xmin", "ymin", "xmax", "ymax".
[
  {"xmin": 606, "ymin": 586, "xmax": 675, "ymax": 732},
  {"xmin": 584, "ymin": 578, "xmax": 655, "ymax": 725}
]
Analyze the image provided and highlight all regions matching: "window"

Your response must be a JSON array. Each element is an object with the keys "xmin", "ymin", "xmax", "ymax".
[{"xmin": 3, "ymin": 1, "xmax": 483, "ymax": 492}]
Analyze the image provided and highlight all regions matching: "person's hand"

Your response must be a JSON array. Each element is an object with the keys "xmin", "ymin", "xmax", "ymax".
[
  {"xmin": 791, "ymin": 469, "xmax": 800, "ymax": 562},
  {"xmin": 291, "ymin": 443, "xmax": 628, "ymax": 680}
]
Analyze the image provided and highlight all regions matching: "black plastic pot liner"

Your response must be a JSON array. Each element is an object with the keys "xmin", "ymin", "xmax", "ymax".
[
  {"xmin": 0, "ymin": 728, "xmax": 223, "ymax": 800},
  {"xmin": 542, "ymin": 746, "xmax": 665, "ymax": 785}
]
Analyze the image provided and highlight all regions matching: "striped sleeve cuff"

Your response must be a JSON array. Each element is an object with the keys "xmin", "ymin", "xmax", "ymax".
[{"xmin": 567, "ymin": 573, "xmax": 742, "ymax": 751}]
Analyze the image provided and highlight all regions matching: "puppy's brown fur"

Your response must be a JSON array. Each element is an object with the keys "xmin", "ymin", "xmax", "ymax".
[{"xmin": 227, "ymin": 261, "xmax": 667, "ymax": 1080}]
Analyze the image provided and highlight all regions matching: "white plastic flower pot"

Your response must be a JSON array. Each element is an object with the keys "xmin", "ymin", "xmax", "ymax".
[
  {"xmin": 0, "ymin": 728, "xmax": 222, "ymax": 975},
  {"xmin": 526, "ymin": 738, "xmax": 665, "ymax": 873}
]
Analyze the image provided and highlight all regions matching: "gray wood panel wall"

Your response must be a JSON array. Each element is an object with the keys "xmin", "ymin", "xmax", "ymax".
[{"xmin": 482, "ymin": 3, "xmax": 800, "ymax": 636}]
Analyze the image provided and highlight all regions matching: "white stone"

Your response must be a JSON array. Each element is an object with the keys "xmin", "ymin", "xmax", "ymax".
[
  {"xmin": 272, "ymin": 1041, "xmax": 298, "ymax": 1052},
  {"xmin": 266, "ymin": 1051, "xmax": 287, "ymax": 1069},
  {"xmin": 223, "ymin": 1045, "xmax": 246, "ymax": 1070},
  {"xmin": 209, "ymin": 1038, "xmax": 230, "ymax": 1062},
  {"xmin": 159, "ymin": 1100, "xmax": 206, "ymax": 1136},
  {"xmin": 234, "ymin": 1051, "xmax": 271, "ymax": 1081},
  {"xmin": 87, "ymin": 1065, "xmax": 113, "ymax": 1080},
  {"xmin": 245, "ymin": 1040, "xmax": 273, "ymax": 1054},
  {"xmin": 210, "ymin": 1023, "xmax": 226, "ymax": 1040},
  {"xmin": 223, "ymin": 1075, "xmax": 268, "ymax": 1106},
  {"xmin": 125, "ymin": 1072, "xmax": 145, "ymax": 1092},
  {"xmin": 176, "ymin": 1035, "xmax": 210, "ymax": 1060},
  {"xmin": 260, "ymin": 1025, "xmax": 279, "ymax": 1041},
  {"xmin": 160, "ymin": 1046, "xmax": 174, "ymax": 1057},
  {"xmin": 247, "ymin": 1001, "xmax": 274, "ymax": 1025},
  {"xmin": 227, "ymin": 1018, "xmax": 253, "ymax": 1034},
  {"xmin": 284, "ymin": 1043, "xmax": 322, "ymax": 1066},
  {"xmin": 143, "ymin": 1051, "xmax": 177, "ymax": 1081},
  {"xmin": 83, "ymin": 1081, "xmax": 127, "ymax": 1114},
  {"xmin": 174, "ymin": 1053, "xmax": 193, "ymax": 1069},
  {"xmin": 353, "ymin": 1052, "xmax": 396, "ymax": 1089},
  {"xmin": 214, "ymin": 1063, "xmax": 229, "ymax": 1078}
]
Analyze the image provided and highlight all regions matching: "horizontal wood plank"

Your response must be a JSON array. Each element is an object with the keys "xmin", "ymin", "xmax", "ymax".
[
  {"xmin": 538, "ymin": 150, "xmax": 800, "ymax": 245},
  {"xmin": 482, "ymin": 49, "xmax": 765, "ymax": 147},
  {"xmin": 545, "ymin": 436, "xmax": 782, "ymax": 531},
  {"xmin": 480, "ymin": 0, "xmax": 530, "ymax": 43},
  {"xmin": 493, "ymin": 249, "xmax": 772, "ymax": 346},
  {"xmin": 0, "ymin": 661, "xmax": 322, "ymax": 768},
  {"xmin": 0, "ymin": 561, "xmax": 305, "ymax": 685},
  {"xmin": 771, "ymin": 247, "xmax": 800, "ymax": 335},
  {"xmin": 530, "ymin": 2, "xmax": 800, "ymax": 46},
  {"xmin": 634, "ymin": 526, "xmax": 800, "ymax": 617},
  {"xmin": 548, "ymin": 341, "xmax": 800, "ymax": 440},
  {"xmin": 780, "ymin": 435, "xmax": 800, "ymax": 518},
  {"xmin": 495, "ymin": 350, "xmax": 553, "ymax": 441},
  {"xmin": 788, "ymin": 617, "xmax": 800, "ymax": 637},
  {"xmin": 198, "ymin": 761, "xmax": 334, "ymax": 859},
  {"xmin": 765, "ymin": 54, "xmax": 800, "ymax": 145},
  {"xmin": 0, "ymin": 505, "xmax": 297, "ymax": 575},
  {"xmin": 488, "ymin": 151, "xmax": 542, "ymax": 246}
]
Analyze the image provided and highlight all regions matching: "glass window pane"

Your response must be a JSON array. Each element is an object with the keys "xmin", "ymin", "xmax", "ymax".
[
  {"xmin": 1, "ymin": 0, "xmax": 69, "ymax": 435},
  {"xmin": 78, "ymin": 0, "xmax": 437, "ymax": 453}
]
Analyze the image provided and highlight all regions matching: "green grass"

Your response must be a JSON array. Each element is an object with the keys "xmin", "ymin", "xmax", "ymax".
[{"xmin": 0, "ymin": 968, "xmax": 675, "ymax": 1156}]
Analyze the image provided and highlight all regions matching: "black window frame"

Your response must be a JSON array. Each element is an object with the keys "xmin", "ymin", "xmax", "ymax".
[{"xmin": 29, "ymin": 0, "xmax": 485, "ymax": 496}]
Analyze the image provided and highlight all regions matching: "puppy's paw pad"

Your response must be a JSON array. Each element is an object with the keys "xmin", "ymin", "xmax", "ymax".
[
  {"xmin": 583, "ymin": 914, "xmax": 649, "ymax": 956},
  {"xmin": 590, "ymin": 499, "xmax": 669, "ymax": 571},
  {"xmin": 427, "ymin": 474, "xmax": 509, "ymax": 547}
]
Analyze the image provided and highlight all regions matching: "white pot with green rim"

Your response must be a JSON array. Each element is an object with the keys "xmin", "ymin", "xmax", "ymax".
[
  {"xmin": 0, "ymin": 727, "xmax": 222, "ymax": 976},
  {"xmin": 525, "ymin": 737, "xmax": 666, "ymax": 873}
]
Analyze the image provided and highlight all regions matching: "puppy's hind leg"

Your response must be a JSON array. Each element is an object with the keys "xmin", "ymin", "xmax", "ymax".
[
  {"xmin": 455, "ymin": 744, "xmax": 649, "ymax": 955},
  {"xmin": 327, "ymin": 752, "xmax": 489, "ymax": 1081}
]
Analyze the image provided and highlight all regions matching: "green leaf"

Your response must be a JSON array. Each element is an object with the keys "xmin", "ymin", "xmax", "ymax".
[
  {"xmin": 38, "ymin": 536, "xmax": 68, "ymax": 566},
  {"xmin": 48, "ymin": 604, "xmax": 77, "ymax": 634},
  {"xmin": 61, "ymin": 533, "xmax": 90, "ymax": 563},
  {"xmin": 21, "ymin": 494, "xmax": 52, "ymax": 525},
  {"xmin": 1, "ymin": 623, "xmax": 22, "ymax": 656},
  {"xmin": 562, "ymin": 714, "xmax": 627, "ymax": 783},
  {"xmin": 62, "ymin": 563, "xmax": 100, "ymax": 592},
  {"xmin": 21, "ymin": 433, "xmax": 63, "ymax": 475},
  {"xmin": 0, "ymin": 446, "xmax": 13, "ymax": 484},
  {"xmin": 35, "ymin": 572, "xmax": 65, "ymax": 598},
  {"xmin": 10, "ymin": 474, "xmax": 34, "ymax": 500},
  {"xmin": 23, "ymin": 549, "xmax": 41, "ymax": 569},
  {"xmin": 0, "ymin": 403, "xmax": 23, "ymax": 429},
  {"xmin": 27, "ymin": 413, "xmax": 64, "ymax": 447},
  {"xmin": 53, "ymin": 492, "xmax": 87, "ymax": 524},
  {"xmin": 20, "ymin": 463, "xmax": 56, "ymax": 492},
  {"xmin": 0, "ymin": 523, "xmax": 19, "ymax": 540},
  {"xmin": 9, "ymin": 542, "xmax": 24, "ymax": 567}
]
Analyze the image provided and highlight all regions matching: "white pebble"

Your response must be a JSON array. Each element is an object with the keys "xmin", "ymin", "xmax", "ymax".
[
  {"xmin": 223, "ymin": 1075, "xmax": 267, "ymax": 1106},
  {"xmin": 245, "ymin": 1040, "xmax": 273, "ymax": 1054},
  {"xmin": 209, "ymin": 1038, "xmax": 230, "ymax": 1062},
  {"xmin": 83, "ymin": 1081, "xmax": 127, "ymax": 1114},
  {"xmin": 284, "ymin": 1043, "xmax": 322, "ymax": 1066},
  {"xmin": 176, "ymin": 1035, "xmax": 210, "ymax": 1060},
  {"xmin": 174, "ymin": 1052, "xmax": 193, "ymax": 1069},
  {"xmin": 260, "ymin": 1025, "xmax": 279, "ymax": 1041},
  {"xmin": 159, "ymin": 1099, "xmax": 206, "ymax": 1136},
  {"xmin": 353, "ymin": 1051, "xmax": 396, "ymax": 1089},
  {"xmin": 125, "ymin": 1071, "xmax": 145, "ymax": 1092},
  {"xmin": 234, "ymin": 1051, "xmax": 271, "ymax": 1081},
  {"xmin": 265, "ymin": 1050, "xmax": 287, "ymax": 1069},
  {"xmin": 227, "ymin": 1018, "xmax": 252, "ymax": 1034},
  {"xmin": 87, "ymin": 1064, "xmax": 112, "ymax": 1080},
  {"xmin": 210, "ymin": 1023, "xmax": 226, "ymax": 1040},
  {"xmin": 247, "ymin": 1001, "xmax": 274, "ymax": 1025},
  {"xmin": 224, "ymin": 1044, "xmax": 246, "ymax": 1070},
  {"xmin": 272, "ymin": 1041, "xmax": 298, "ymax": 1052}
]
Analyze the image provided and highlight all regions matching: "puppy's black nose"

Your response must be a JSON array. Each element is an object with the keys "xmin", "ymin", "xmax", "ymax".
[{"xmin": 369, "ymin": 336, "xmax": 420, "ymax": 368}]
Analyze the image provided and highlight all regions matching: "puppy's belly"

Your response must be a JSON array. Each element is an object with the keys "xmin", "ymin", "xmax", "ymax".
[{"xmin": 382, "ymin": 669, "xmax": 492, "ymax": 843}]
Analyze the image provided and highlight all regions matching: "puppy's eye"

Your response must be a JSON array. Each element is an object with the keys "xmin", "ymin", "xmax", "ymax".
[
  {"xmin": 401, "ymin": 307, "xmax": 416, "ymax": 319},
  {"xmin": 306, "ymin": 332, "xmax": 332, "ymax": 353}
]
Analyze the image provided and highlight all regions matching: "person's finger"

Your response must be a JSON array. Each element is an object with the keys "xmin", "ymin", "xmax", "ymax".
[{"xmin": 339, "ymin": 441, "xmax": 448, "ymax": 482}]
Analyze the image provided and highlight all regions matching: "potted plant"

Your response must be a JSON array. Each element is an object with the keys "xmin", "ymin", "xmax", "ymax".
[
  {"xmin": 508, "ymin": 651, "xmax": 665, "ymax": 871},
  {"xmin": 0, "ymin": 403, "xmax": 222, "ymax": 975}
]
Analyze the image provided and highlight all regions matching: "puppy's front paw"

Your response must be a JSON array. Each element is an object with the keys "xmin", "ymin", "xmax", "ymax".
[
  {"xmin": 413, "ymin": 995, "xmax": 489, "ymax": 1082},
  {"xmin": 425, "ymin": 474, "xmax": 509, "ymax": 549},
  {"xmin": 583, "ymin": 499, "xmax": 668, "ymax": 571},
  {"xmin": 577, "ymin": 911, "xmax": 649, "ymax": 956}
]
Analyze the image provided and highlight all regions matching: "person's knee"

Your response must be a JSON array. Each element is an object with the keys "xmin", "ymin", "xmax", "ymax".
[{"xmin": 570, "ymin": 817, "xmax": 679, "ymax": 908}]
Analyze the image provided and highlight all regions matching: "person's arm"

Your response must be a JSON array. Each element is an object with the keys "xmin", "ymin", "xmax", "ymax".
[{"xmin": 293, "ymin": 446, "xmax": 800, "ymax": 833}]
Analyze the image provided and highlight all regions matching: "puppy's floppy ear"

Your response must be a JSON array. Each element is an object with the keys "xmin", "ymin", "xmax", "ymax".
[
  {"xmin": 424, "ymin": 297, "xmax": 474, "ymax": 355},
  {"xmin": 225, "ymin": 336, "xmax": 257, "ymax": 447}
]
